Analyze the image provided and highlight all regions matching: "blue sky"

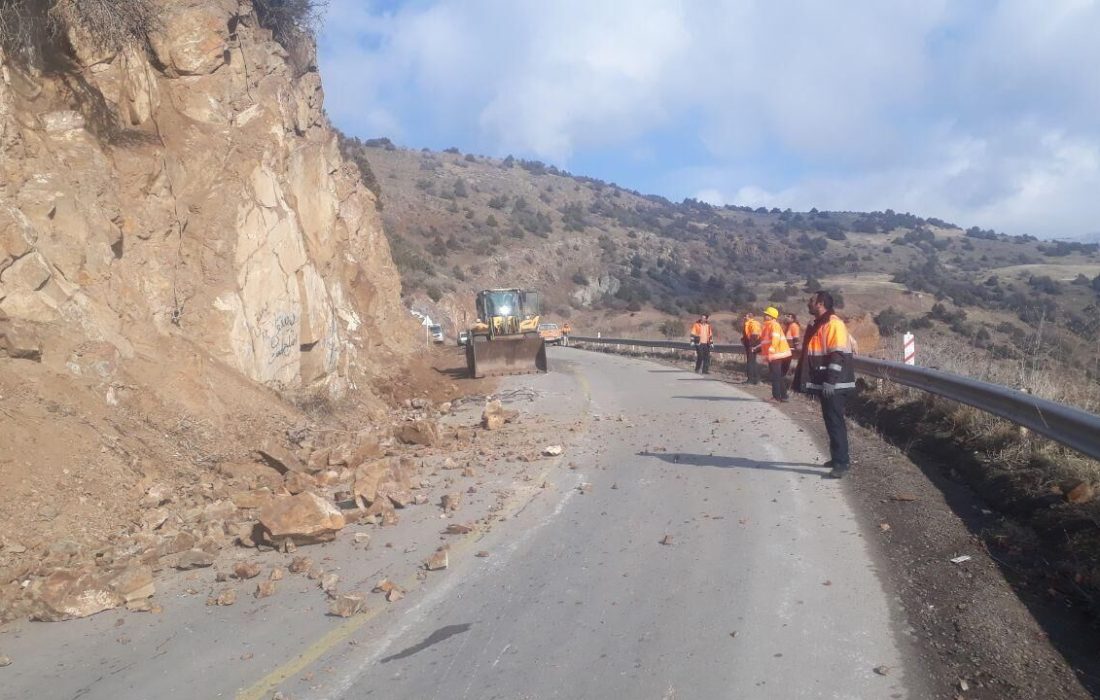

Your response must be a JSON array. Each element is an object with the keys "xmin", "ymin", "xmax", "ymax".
[{"xmin": 317, "ymin": 1, "xmax": 1100, "ymax": 240}]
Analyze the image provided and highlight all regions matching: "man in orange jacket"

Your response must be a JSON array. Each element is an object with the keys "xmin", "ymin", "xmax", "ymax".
[
  {"xmin": 795, "ymin": 291, "xmax": 856, "ymax": 479},
  {"xmin": 690, "ymin": 314, "xmax": 714, "ymax": 374},
  {"xmin": 756, "ymin": 307, "xmax": 792, "ymax": 401},
  {"xmin": 741, "ymin": 313, "xmax": 762, "ymax": 384}
]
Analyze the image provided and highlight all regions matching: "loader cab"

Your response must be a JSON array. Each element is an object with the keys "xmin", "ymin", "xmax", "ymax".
[{"xmin": 474, "ymin": 289, "xmax": 540, "ymax": 338}]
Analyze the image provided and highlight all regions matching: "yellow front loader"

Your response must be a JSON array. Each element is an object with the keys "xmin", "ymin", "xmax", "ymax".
[{"xmin": 465, "ymin": 288, "xmax": 548, "ymax": 378}]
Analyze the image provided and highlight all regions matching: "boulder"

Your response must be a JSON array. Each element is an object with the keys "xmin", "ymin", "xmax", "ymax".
[
  {"xmin": 175, "ymin": 549, "xmax": 215, "ymax": 569},
  {"xmin": 283, "ymin": 471, "xmax": 317, "ymax": 495},
  {"xmin": 28, "ymin": 567, "xmax": 124, "ymax": 621},
  {"xmin": 482, "ymin": 400, "xmax": 505, "ymax": 430},
  {"xmin": 109, "ymin": 565, "xmax": 155, "ymax": 603},
  {"xmin": 0, "ymin": 315, "xmax": 42, "ymax": 362},
  {"xmin": 258, "ymin": 492, "xmax": 346, "ymax": 545},
  {"xmin": 256, "ymin": 442, "xmax": 307, "ymax": 475},
  {"xmin": 395, "ymin": 419, "xmax": 440, "ymax": 447}
]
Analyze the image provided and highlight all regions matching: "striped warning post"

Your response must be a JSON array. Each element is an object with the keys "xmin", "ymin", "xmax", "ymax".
[{"xmin": 903, "ymin": 332, "xmax": 916, "ymax": 365}]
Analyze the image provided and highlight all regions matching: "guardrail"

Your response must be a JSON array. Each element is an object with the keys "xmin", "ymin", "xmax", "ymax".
[{"xmin": 569, "ymin": 335, "xmax": 1100, "ymax": 462}]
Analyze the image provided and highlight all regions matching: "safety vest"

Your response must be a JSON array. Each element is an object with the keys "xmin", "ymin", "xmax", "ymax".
[
  {"xmin": 759, "ymin": 318, "xmax": 791, "ymax": 362},
  {"xmin": 742, "ymin": 318, "xmax": 761, "ymax": 341},
  {"xmin": 691, "ymin": 321, "xmax": 713, "ymax": 344},
  {"xmin": 801, "ymin": 313, "xmax": 856, "ymax": 394},
  {"xmin": 785, "ymin": 321, "xmax": 802, "ymax": 349}
]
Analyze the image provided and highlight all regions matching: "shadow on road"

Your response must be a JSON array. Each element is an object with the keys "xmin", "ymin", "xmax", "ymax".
[
  {"xmin": 669, "ymin": 395, "xmax": 755, "ymax": 402},
  {"xmin": 637, "ymin": 451, "xmax": 826, "ymax": 476},
  {"xmin": 380, "ymin": 623, "xmax": 474, "ymax": 663},
  {"xmin": 648, "ymin": 369, "xmax": 688, "ymax": 373}
]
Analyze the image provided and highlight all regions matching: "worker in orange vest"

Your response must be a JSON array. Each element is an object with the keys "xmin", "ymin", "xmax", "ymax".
[
  {"xmin": 741, "ymin": 312, "xmax": 762, "ymax": 384},
  {"xmin": 562, "ymin": 321, "xmax": 572, "ymax": 347},
  {"xmin": 756, "ymin": 307, "xmax": 792, "ymax": 401},
  {"xmin": 690, "ymin": 313, "xmax": 715, "ymax": 374},
  {"xmin": 782, "ymin": 313, "xmax": 802, "ymax": 377},
  {"xmin": 795, "ymin": 291, "xmax": 856, "ymax": 479}
]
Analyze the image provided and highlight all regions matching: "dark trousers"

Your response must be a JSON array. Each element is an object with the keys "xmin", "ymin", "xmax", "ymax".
[
  {"xmin": 694, "ymin": 344, "xmax": 711, "ymax": 373},
  {"xmin": 819, "ymin": 392, "xmax": 850, "ymax": 467},
  {"xmin": 780, "ymin": 356, "xmax": 792, "ymax": 377},
  {"xmin": 768, "ymin": 360, "xmax": 788, "ymax": 400},
  {"xmin": 743, "ymin": 344, "xmax": 760, "ymax": 384}
]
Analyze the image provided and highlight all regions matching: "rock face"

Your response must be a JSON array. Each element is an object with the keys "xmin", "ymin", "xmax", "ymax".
[{"xmin": 0, "ymin": 2, "xmax": 416, "ymax": 398}]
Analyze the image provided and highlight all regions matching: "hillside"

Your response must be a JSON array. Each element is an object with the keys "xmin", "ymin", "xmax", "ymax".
[{"xmin": 341, "ymin": 137, "xmax": 1100, "ymax": 393}]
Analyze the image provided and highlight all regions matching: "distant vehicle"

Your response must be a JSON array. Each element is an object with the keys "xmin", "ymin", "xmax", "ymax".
[
  {"xmin": 458, "ymin": 330, "xmax": 469, "ymax": 346},
  {"xmin": 538, "ymin": 322, "xmax": 563, "ymax": 345},
  {"xmin": 429, "ymin": 325, "xmax": 444, "ymax": 343}
]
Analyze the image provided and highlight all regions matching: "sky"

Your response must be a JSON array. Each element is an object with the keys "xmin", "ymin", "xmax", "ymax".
[{"xmin": 317, "ymin": 0, "xmax": 1100, "ymax": 240}]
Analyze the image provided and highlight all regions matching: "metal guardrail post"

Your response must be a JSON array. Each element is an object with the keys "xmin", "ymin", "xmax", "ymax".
[{"xmin": 569, "ymin": 336, "xmax": 1100, "ymax": 461}]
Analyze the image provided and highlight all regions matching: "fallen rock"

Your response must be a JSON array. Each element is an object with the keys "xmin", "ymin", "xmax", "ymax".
[
  {"xmin": 0, "ymin": 315, "xmax": 42, "ymax": 362},
  {"xmin": 109, "ymin": 566, "xmax": 155, "ymax": 603},
  {"xmin": 233, "ymin": 562, "xmax": 262, "ymax": 580},
  {"xmin": 381, "ymin": 483, "xmax": 414, "ymax": 509},
  {"xmin": 353, "ymin": 459, "xmax": 414, "ymax": 506},
  {"xmin": 256, "ymin": 443, "xmax": 307, "ymax": 475},
  {"xmin": 482, "ymin": 400, "xmax": 505, "ymax": 430},
  {"xmin": 0, "ymin": 655, "xmax": 11, "ymax": 667},
  {"xmin": 212, "ymin": 588, "xmax": 236, "ymax": 606},
  {"xmin": 542, "ymin": 445, "xmax": 563, "ymax": 457},
  {"xmin": 258, "ymin": 492, "xmax": 346, "ymax": 546},
  {"xmin": 441, "ymin": 493, "xmax": 462, "ymax": 512},
  {"xmin": 328, "ymin": 593, "xmax": 365, "ymax": 618},
  {"xmin": 27, "ymin": 568, "xmax": 124, "ymax": 621},
  {"xmin": 283, "ymin": 472, "xmax": 317, "ymax": 495},
  {"xmin": 395, "ymin": 419, "xmax": 440, "ymax": 447},
  {"xmin": 353, "ymin": 533, "xmax": 371, "ymax": 547},
  {"xmin": 475, "ymin": 551, "xmax": 490, "ymax": 558},
  {"xmin": 230, "ymin": 490, "xmax": 272, "ymax": 510},
  {"xmin": 365, "ymin": 496, "xmax": 398, "ymax": 526},
  {"xmin": 386, "ymin": 588, "xmax": 404, "ymax": 603},
  {"xmin": 426, "ymin": 550, "xmax": 449, "ymax": 571},
  {"xmin": 320, "ymin": 573, "xmax": 339, "ymax": 595},
  {"xmin": 1067, "ymin": 481, "xmax": 1095, "ymax": 504},
  {"xmin": 269, "ymin": 567, "xmax": 285, "ymax": 581},
  {"xmin": 373, "ymin": 579, "xmax": 403, "ymax": 595},
  {"xmin": 254, "ymin": 581, "xmax": 277, "ymax": 599},
  {"xmin": 889, "ymin": 493, "xmax": 918, "ymax": 502},
  {"xmin": 444, "ymin": 523, "xmax": 473, "ymax": 535},
  {"xmin": 659, "ymin": 534, "xmax": 673, "ymax": 546},
  {"xmin": 175, "ymin": 549, "xmax": 215, "ymax": 570},
  {"xmin": 288, "ymin": 556, "xmax": 312, "ymax": 574}
]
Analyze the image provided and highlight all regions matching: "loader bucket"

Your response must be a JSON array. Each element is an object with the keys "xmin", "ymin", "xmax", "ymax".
[{"xmin": 466, "ymin": 336, "xmax": 548, "ymax": 378}]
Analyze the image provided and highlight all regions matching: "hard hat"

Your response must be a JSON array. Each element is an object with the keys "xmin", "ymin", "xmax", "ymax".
[{"xmin": 763, "ymin": 306, "xmax": 780, "ymax": 319}]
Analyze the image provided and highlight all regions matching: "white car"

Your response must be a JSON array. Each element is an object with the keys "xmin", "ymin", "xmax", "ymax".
[{"xmin": 429, "ymin": 325, "xmax": 444, "ymax": 343}]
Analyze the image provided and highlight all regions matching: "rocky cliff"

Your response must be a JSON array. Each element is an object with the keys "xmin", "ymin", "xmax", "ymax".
[
  {"xmin": 0, "ymin": 0, "xmax": 414, "ymax": 397},
  {"xmin": 0, "ymin": 0, "xmax": 422, "ymax": 606}
]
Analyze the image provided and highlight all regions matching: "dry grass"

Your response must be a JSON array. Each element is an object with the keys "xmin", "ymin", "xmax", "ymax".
[{"xmin": 0, "ymin": 0, "xmax": 155, "ymax": 68}]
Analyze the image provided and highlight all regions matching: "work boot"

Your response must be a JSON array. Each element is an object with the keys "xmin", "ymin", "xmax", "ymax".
[{"xmin": 823, "ymin": 464, "xmax": 849, "ymax": 479}]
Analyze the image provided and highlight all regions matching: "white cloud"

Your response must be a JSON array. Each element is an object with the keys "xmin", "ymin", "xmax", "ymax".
[{"xmin": 318, "ymin": 0, "xmax": 1100, "ymax": 238}]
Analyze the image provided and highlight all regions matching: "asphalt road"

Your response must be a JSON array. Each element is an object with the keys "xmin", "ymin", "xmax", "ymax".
[{"xmin": 0, "ymin": 348, "xmax": 926, "ymax": 699}]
